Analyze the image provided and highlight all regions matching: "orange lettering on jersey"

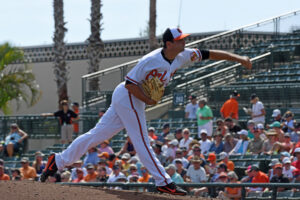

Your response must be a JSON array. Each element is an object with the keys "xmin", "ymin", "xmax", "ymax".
[{"xmin": 146, "ymin": 69, "xmax": 167, "ymax": 82}]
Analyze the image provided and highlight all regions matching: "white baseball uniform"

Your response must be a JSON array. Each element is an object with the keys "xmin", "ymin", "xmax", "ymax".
[{"xmin": 54, "ymin": 47, "xmax": 202, "ymax": 186}]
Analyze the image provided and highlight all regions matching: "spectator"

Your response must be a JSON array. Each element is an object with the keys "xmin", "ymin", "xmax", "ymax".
[
  {"xmin": 174, "ymin": 128, "xmax": 183, "ymax": 143},
  {"xmin": 97, "ymin": 159, "xmax": 112, "ymax": 175},
  {"xmin": 164, "ymin": 139, "xmax": 178, "ymax": 163},
  {"xmin": 4, "ymin": 123, "xmax": 28, "ymax": 157},
  {"xmin": 283, "ymin": 157, "xmax": 295, "ymax": 181},
  {"xmin": 230, "ymin": 130, "xmax": 249, "ymax": 155},
  {"xmin": 49, "ymin": 173, "xmax": 61, "ymax": 183},
  {"xmin": 179, "ymin": 128, "xmax": 193, "ymax": 149},
  {"xmin": 166, "ymin": 164, "xmax": 184, "ymax": 183},
  {"xmin": 282, "ymin": 111, "xmax": 295, "ymax": 133},
  {"xmin": 290, "ymin": 122, "xmax": 300, "ymax": 143},
  {"xmin": 98, "ymin": 140, "xmax": 114, "ymax": 155},
  {"xmin": 219, "ymin": 171, "xmax": 241, "ymax": 200},
  {"xmin": 268, "ymin": 159, "xmax": 280, "ymax": 180},
  {"xmin": 84, "ymin": 163, "xmax": 98, "ymax": 182},
  {"xmin": 199, "ymin": 129, "xmax": 212, "ymax": 155},
  {"xmin": 32, "ymin": 151, "xmax": 46, "ymax": 175},
  {"xmin": 278, "ymin": 133, "xmax": 294, "ymax": 153},
  {"xmin": 185, "ymin": 95, "xmax": 198, "ymax": 119},
  {"xmin": 220, "ymin": 90, "xmax": 240, "ymax": 121},
  {"xmin": 174, "ymin": 159, "xmax": 187, "ymax": 181},
  {"xmin": 11, "ymin": 168, "xmax": 22, "ymax": 181},
  {"xmin": 218, "ymin": 152, "xmax": 235, "ymax": 172},
  {"xmin": 138, "ymin": 166, "xmax": 151, "ymax": 183},
  {"xmin": 223, "ymin": 133, "xmax": 238, "ymax": 153},
  {"xmin": 249, "ymin": 94, "xmax": 266, "ymax": 125},
  {"xmin": 71, "ymin": 102, "xmax": 80, "ymax": 137},
  {"xmin": 0, "ymin": 165, "xmax": 10, "ymax": 180},
  {"xmin": 128, "ymin": 164, "xmax": 138, "ymax": 176},
  {"xmin": 83, "ymin": 147, "xmax": 99, "ymax": 167},
  {"xmin": 257, "ymin": 123, "xmax": 267, "ymax": 140},
  {"xmin": 152, "ymin": 144, "xmax": 167, "ymax": 166},
  {"xmin": 107, "ymin": 164, "xmax": 126, "ymax": 183},
  {"xmin": 270, "ymin": 121, "xmax": 284, "ymax": 142},
  {"xmin": 293, "ymin": 169, "xmax": 300, "ymax": 183},
  {"xmin": 215, "ymin": 119, "xmax": 228, "ymax": 136},
  {"xmin": 72, "ymin": 168, "xmax": 85, "ymax": 183},
  {"xmin": 196, "ymin": 98, "xmax": 213, "ymax": 138},
  {"xmin": 247, "ymin": 120, "xmax": 256, "ymax": 139},
  {"xmin": 172, "ymin": 149, "xmax": 189, "ymax": 168},
  {"xmin": 60, "ymin": 170, "xmax": 71, "ymax": 182},
  {"xmin": 211, "ymin": 163, "xmax": 228, "ymax": 182},
  {"xmin": 42, "ymin": 100, "xmax": 79, "ymax": 144},
  {"xmin": 271, "ymin": 109, "xmax": 282, "ymax": 123},
  {"xmin": 186, "ymin": 156, "xmax": 207, "ymax": 183},
  {"xmin": 209, "ymin": 132, "xmax": 224, "ymax": 154},
  {"xmin": 121, "ymin": 153, "xmax": 131, "ymax": 175},
  {"xmin": 148, "ymin": 127, "xmax": 157, "ymax": 140},
  {"xmin": 262, "ymin": 130, "xmax": 278, "ymax": 154},
  {"xmin": 157, "ymin": 124, "xmax": 170, "ymax": 143},
  {"xmin": 224, "ymin": 117, "xmax": 241, "ymax": 136},
  {"xmin": 118, "ymin": 135, "xmax": 136, "ymax": 156},
  {"xmin": 70, "ymin": 160, "xmax": 87, "ymax": 181},
  {"xmin": 270, "ymin": 163, "xmax": 290, "ymax": 191},
  {"xmin": 180, "ymin": 147, "xmax": 189, "ymax": 158},
  {"xmin": 19, "ymin": 157, "xmax": 37, "ymax": 180},
  {"xmin": 97, "ymin": 166, "xmax": 109, "ymax": 182},
  {"xmin": 206, "ymin": 153, "xmax": 217, "ymax": 176},
  {"xmin": 292, "ymin": 148, "xmax": 300, "ymax": 169},
  {"xmin": 247, "ymin": 127, "xmax": 264, "ymax": 154},
  {"xmin": 247, "ymin": 165, "xmax": 269, "ymax": 192}
]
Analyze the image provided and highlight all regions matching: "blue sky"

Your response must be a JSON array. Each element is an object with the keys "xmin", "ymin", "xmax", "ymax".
[{"xmin": 0, "ymin": 0, "xmax": 300, "ymax": 47}]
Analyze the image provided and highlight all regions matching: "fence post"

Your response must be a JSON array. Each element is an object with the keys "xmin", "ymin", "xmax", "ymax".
[
  {"xmin": 272, "ymin": 186, "xmax": 277, "ymax": 200},
  {"xmin": 241, "ymin": 186, "xmax": 246, "ymax": 200}
]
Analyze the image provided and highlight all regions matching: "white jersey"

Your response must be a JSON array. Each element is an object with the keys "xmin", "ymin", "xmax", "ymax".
[
  {"xmin": 125, "ymin": 48, "xmax": 202, "ymax": 87},
  {"xmin": 185, "ymin": 103, "xmax": 199, "ymax": 119}
]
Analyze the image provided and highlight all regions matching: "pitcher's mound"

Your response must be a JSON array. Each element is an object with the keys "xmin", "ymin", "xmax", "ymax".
[{"xmin": 0, "ymin": 181, "xmax": 212, "ymax": 200}]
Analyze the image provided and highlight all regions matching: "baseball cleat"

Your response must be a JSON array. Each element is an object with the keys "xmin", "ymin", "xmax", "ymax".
[
  {"xmin": 40, "ymin": 153, "xmax": 58, "ymax": 182},
  {"xmin": 157, "ymin": 182, "xmax": 187, "ymax": 196}
]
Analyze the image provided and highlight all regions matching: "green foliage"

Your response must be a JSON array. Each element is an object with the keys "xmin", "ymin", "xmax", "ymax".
[{"xmin": 0, "ymin": 42, "xmax": 41, "ymax": 114}]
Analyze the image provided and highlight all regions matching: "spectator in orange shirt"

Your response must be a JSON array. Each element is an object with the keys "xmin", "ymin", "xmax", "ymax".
[
  {"xmin": 247, "ymin": 165, "xmax": 269, "ymax": 192},
  {"xmin": 219, "ymin": 171, "xmax": 241, "ymax": 200},
  {"xmin": 220, "ymin": 91, "xmax": 240, "ymax": 121},
  {"xmin": 138, "ymin": 166, "xmax": 151, "ymax": 183},
  {"xmin": 148, "ymin": 127, "xmax": 157, "ymax": 140},
  {"xmin": 218, "ymin": 152, "xmax": 235, "ymax": 172},
  {"xmin": 72, "ymin": 168, "xmax": 85, "ymax": 183},
  {"xmin": 84, "ymin": 163, "xmax": 98, "ymax": 182},
  {"xmin": 71, "ymin": 102, "xmax": 80, "ymax": 137},
  {"xmin": 19, "ymin": 157, "xmax": 37, "ymax": 180},
  {"xmin": 0, "ymin": 165, "xmax": 10, "ymax": 180}
]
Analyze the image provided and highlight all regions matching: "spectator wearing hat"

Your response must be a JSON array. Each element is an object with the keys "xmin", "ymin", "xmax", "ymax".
[
  {"xmin": 148, "ymin": 127, "xmax": 157, "ymax": 140},
  {"xmin": 4, "ymin": 123, "xmax": 28, "ymax": 157},
  {"xmin": 218, "ymin": 152, "xmax": 235, "ymax": 172},
  {"xmin": 128, "ymin": 164, "xmax": 138, "ymax": 176},
  {"xmin": 224, "ymin": 133, "xmax": 238, "ymax": 153},
  {"xmin": 199, "ymin": 129, "xmax": 212, "ymax": 155},
  {"xmin": 99, "ymin": 140, "xmax": 114, "ymax": 155},
  {"xmin": 174, "ymin": 159, "xmax": 187, "ymax": 181},
  {"xmin": 247, "ymin": 165, "xmax": 269, "ymax": 192},
  {"xmin": 185, "ymin": 95, "xmax": 199, "ymax": 119},
  {"xmin": 72, "ymin": 168, "xmax": 85, "ymax": 183},
  {"xmin": 230, "ymin": 130, "xmax": 249, "ymax": 155},
  {"xmin": 196, "ymin": 98, "xmax": 213, "ymax": 138},
  {"xmin": 247, "ymin": 127, "xmax": 264, "ymax": 154},
  {"xmin": 138, "ymin": 166, "xmax": 151, "ymax": 183},
  {"xmin": 270, "ymin": 121, "xmax": 284, "ymax": 142},
  {"xmin": 0, "ymin": 165, "xmax": 10, "ymax": 180},
  {"xmin": 282, "ymin": 111, "xmax": 295, "ymax": 133},
  {"xmin": 164, "ymin": 139, "xmax": 179, "ymax": 163},
  {"xmin": 152, "ymin": 144, "xmax": 167, "ymax": 166},
  {"xmin": 271, "ymin": 109, "xmax": 282, "ymax": 123},
  {"xmin": 42, "ymin": 100, "xmax": 79, "ymax": 144},
  {"xmin": 257, "ymin": 123, "xmax": 267, "ymax": 140},
  {"xmin": 118, "ymin": 135, "xmax": 136, "ymax": 157},
  {"xmin": 206, "ymin": 153, "xmax": 217, "ymax": 176},
  {"xmin": 270, "ymin": 163, "xmax": 290, "ymax": 191},
  {"xmin": 83, "ymin": 147, "xmax": 100, "ymax": 167},
  {"xmin": 268, "ymin": 159, "xmax": 280, "ymax": 180},
  {"xmin": 166, "ymin": 164, "xmax": 184, "ymax": 183},
  {"xmin": 96, "ymin": 166, "xmax": 109, "ymax": 182},
  {"xmin": 290, "ymin": 122, "xmax": 300, "ymax": 143},
  {"xmin": 84, "ymin": 163, "xmax": 98, "ymax": 182},
  {"xmin": 71, "ymin": 102, "xmax": 80, "ymax": 137},
  {"xmin": 219, "ymin": 171, "xmax": 241, "ymax": 200},
  {"xmin": 19, "ymin": 157, "xmax": 37, "ymax": 180},
  {"xmin": 220, "ymin": 90, "xmax": 240, "ymax": 121},
  {"xmin": 247, "ymin": 120, "xmax": 256, "ymax": 139},
  {"xmin": 224, "ymin": 117, "xmax": 242, "ymax": 136},
  {"xmin": 249, "ymin": 94, "xmax": 266, "ymax": 125},
  {"xmin": 283, "ymin": 157, "xmax": 296, "ymax": 181},
  {"xmin": 32, "ymin": 151, "xmax": 46, "ymax": 175},
  {"xmin": 179, "ymin": 128, "xmax": 193, "ymax": 149},
  {"xmin": 172, "ymin": 149, "xmax": 189, "ymax": 168},
  {"xmin": 186, "ymin": 156, "xmax": 207, "ymax": 183},
  {"xmin": 262, "ymin": 130, "xmax": 278, "ymax": 154},
  {"xmin": 209, "ymin": 132, "xmax": 224, "ymax": 154},
  {"xmin": 97, "ymin": 159, "xmax": 112, "ymax": 175},
  {"xmin": 121, "ymin": 153, "xmax": 131, "ymax": 175},
  {"xmin": 215, "ymin": 119, "xmax": 228, "ymax": 137},
  {"xmin": 174, "ymin": 128, "xmax": 183, "ymax": 143},
  {"xmin": 292, "ymin": 148, "xmax": 300, "ymax": 170},
  {"xmin": 70, "ymin": 160, "xmax": 87, "ymax": 181},
  {"xmin": 187, "ymin": 145, "xmax": 206, "ymax": 165},
  {"xmin": 211, "ymin": 163, "xmax": 228, "ymax": 182},
  {"xmin": 157, "ymin": 123, "xmax": 170, "ymax": 143},
  {"xmin": 107, "ymin": 164, "xmax": 126, "ymax": 183}
]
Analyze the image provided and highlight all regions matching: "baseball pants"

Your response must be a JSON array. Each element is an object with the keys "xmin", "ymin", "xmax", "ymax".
[{"xmin": 55, "ymin": 82, "xmax": 172, "ymax": 186}]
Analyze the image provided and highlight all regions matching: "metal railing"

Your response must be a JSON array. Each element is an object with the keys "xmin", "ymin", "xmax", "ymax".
[
  {"xmin": 59, "ymin": 182, "xmax": 300, "ymax": 200},
  {"xmin": 81, "ymin": 10, "xmax": 300, "ymax": 107}
]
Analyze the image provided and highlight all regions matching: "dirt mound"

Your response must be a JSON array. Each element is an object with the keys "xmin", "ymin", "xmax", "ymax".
[{"xmin": 0, "ymin": 181, "xmax": 211, "ymax": 200}]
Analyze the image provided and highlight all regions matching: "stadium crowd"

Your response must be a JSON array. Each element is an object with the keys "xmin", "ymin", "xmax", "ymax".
[{"xmin": 1, "ymin": 92, "xmax": 300, "ymax": 199}]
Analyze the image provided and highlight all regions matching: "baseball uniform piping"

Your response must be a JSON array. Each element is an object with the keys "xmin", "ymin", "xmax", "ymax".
[{"xmin": 125, "ymin": 76, "xmax": 139, "ymax": 85}]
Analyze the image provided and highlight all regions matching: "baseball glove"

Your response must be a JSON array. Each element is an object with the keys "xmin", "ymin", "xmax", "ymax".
[{"xmin": 141, "ymin": 76, "xmax": 165, "ymax": 102}]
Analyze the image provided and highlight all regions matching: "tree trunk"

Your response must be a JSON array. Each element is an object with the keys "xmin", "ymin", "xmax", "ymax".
[
  {"xmin": 53, "ymin": 0, "xmax": 68, "ymax": 105},
  {"xmin": 149, "ymin": 0, "xmax": 158, "ymax": 51},
  {"xmin": 87, "ymin": 0, "xmax": 104, "ymax": 91}
]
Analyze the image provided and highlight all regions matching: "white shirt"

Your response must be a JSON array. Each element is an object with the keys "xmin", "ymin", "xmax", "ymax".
[
  {"xmin": 187, "ymin": 165, "xmax": 207, "ymax": 183},
  {"xmin": 283, "ymin": 166, "xmax": 296, "ymax": 179},
  {"xmin": 179, "ymin": 137, "xmax": 193, "ymax": 149},
  {"xmin": 185, "ymin": 103, "xmax": 199, "ymax": 119},
  {"xmin": 70, "ymin": 167, "xmax": 88, "ymax": 181},
  {"xmin": 252, "ymin": 101, "xmax": 265, "ymax": 123},
  {"xmin": 107, "ymin": 172, "xmax": 126, "ymax": 183},
  {"xmin": 199, "ymin": 139, "xmax": 212, "ymax": 155}
]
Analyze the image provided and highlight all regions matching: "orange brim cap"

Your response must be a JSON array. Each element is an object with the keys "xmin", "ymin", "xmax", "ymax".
[{"xmin": 174, "ymin": 33, "xmax": 190, "ymax": 41}]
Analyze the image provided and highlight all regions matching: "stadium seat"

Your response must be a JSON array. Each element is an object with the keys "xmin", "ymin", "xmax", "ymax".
[{"xmin": 277, "ymin": 190, "xmax": 293, "ymax": 198}]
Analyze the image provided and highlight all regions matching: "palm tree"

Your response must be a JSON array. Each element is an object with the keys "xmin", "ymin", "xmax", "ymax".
[
  {"xmin": 53, "ymin": 0, "xmax": 68, "ymax": 104},
  {"xmin": 87, "ymin": 0, "xmax": 104, "ymax": 91},
  {"xmin": 0, "ymin": 43, "xmax": 41, "ymax": 114},
  {"xmin": 149, "ymin": 0, "xmax": 158, "ymax": 51}
]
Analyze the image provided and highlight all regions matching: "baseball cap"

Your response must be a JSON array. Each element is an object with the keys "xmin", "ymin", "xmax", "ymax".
[
  {"xmin": 165, "ymin": 164, "xmax": 176, "ymax": 170},
  {"xmin": 250, "ymin": 93, "xmax": 257, "ymax": 100},
  {"xmin": 284, "ymin": 132, "xmax": 291, "ymax": 138},
  {"xmin": 86, "ymin": 163, "xmax": 94, "ymax": 169},
  {"xmin": 270, "ymin": 121, "xmax": 281, "ymax": 128},
  {"xmin": 294, "ymin": 147, "xmax": 300, "ymax": 154},
  {"xmin": 163, "ymin": 123, "xmax": 170, "ymax": 129},
  {"xmin": 283, "ymin": 157, "xmax": 291, "ymax": 164},
  {"xmin": 274, "ymin": 163, "xmax": 283, "ymax": 169},
  {"xmin": 232, "ymin": 90, "xmax": 240, "ymax": 97},
  {"xmin": 112, "ymin": 165, "xmax": 120, "ymax": 170},
  {"xmin": 207, "ymin": 153, "xmax": 216, "ymax": 162},
  {"xmin": 219, "ymin": 152, "xmax": 228, "ymax": 160},
  {"xmin": 174, "ymin": 158, "xmax": 183, "ymax": 164},
  {"xmin": 175, "ymin": 128, "xmax": 183, "ymax": 134},
  {"xmin": 237, "ymin": 129, "xmax": 248, "ymax": 136},
  {"xmin": 200, "ymin": 129, "xmax": 208, "ymax": 135},
  {"xmin": 148, "ymin": 127, "xmax": 155, "ymax": 132},
  {"xmin": 21, "ymin": 157, "xmax": 29, "ymax": 163},
  {"xmin": 272, "ymin": 109, "xmax": 281, "ymax": 117},
  {"xmin": 71, "ymin": 102, "xmax": 79, "ymax": 107},
  {"xmin": 163, "ymin": 27, "xmax": 190, "ymax": 44},
  {"xmin": 247, "ymin": 120, "xmax": 255, "ymax": 125},
  {"xmin": 121, "ymin": 153, "xmax": 131, "ymax": 160},
  {"xmin": 248, "ymin": 165, "xmax": 259, "ymax": 172},
  {"xmin": 257, "ymin": 123, "xmax": 264, "ymax": 130},
  {"xmin": 280, "ymin": 151, "xmax": 290, "ymax": 157},
  {"xmin": 269, "ymin": 159, "xmax": 280, "ymax": 167},
  {"xmin": 189, "ymin": 95, "xmax": 197, "ymax": 100},
  {"xmin": 169, "ymin": 139, "xmax": 179, "ymax": 146}
]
